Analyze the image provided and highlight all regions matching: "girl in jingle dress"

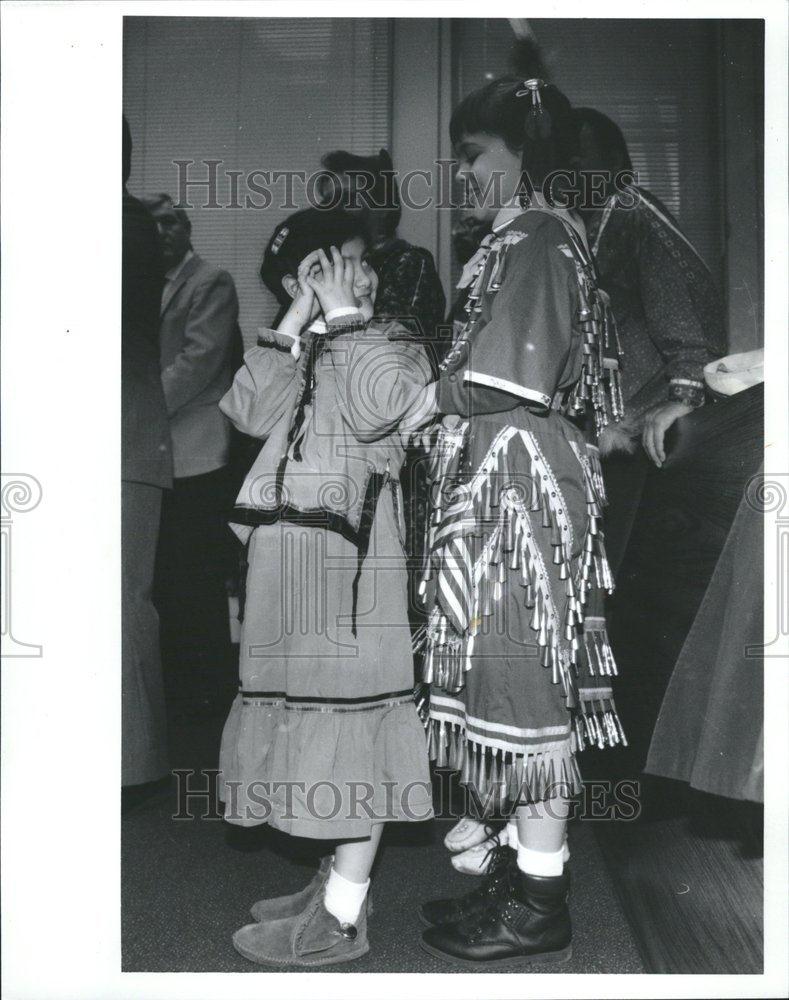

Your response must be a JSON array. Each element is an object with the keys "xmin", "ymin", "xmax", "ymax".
[{"xmin": 417, "ymin": 79, "xmax": 626, "ymax": 968}]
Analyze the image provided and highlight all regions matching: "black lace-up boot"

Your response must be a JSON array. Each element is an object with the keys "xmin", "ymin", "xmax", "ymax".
[
  {"xmin": 420, "ymin": 866, "xmax": 572, "ymax": 968},
  {"xmin": 419, "ymin": 842, "xmax": 516, "ymax": 928}
]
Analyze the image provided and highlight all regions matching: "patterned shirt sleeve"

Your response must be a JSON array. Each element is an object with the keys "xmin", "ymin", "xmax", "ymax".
[{"xmin": 637, "ymin": 200, "xmax": 726, "ymax": 408}]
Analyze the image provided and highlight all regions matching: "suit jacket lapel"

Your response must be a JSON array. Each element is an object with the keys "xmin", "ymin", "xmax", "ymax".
[{"xmin": 161, "ymin": 254, "xmax": 202, "ymax": 317}]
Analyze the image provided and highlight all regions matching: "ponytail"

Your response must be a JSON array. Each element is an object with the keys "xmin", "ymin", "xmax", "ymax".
[
  {"xmin": 515, "ymin": 79, "xmax": 578, "ymax": 205},
  {"xmin": 450, "ymin": 76, "xmax": 579, "ymax": 203}
]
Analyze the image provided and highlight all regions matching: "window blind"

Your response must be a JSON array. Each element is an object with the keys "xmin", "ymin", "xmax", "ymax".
[
  {"xmin": 451, "ymin": 18, "xmax": 724, "ymax": 285},
  {"xmin": 124, "ymin": 16, "xmax": 393, "ymax": 342}
]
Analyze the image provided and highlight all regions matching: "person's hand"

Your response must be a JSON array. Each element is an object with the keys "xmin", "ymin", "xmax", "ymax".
[
  {"xmin": 285, "ymin": 272, "xmax": 319, "ymax": 329},
  {"xmin": 279, "ymin": 271, "xmax": 319, "ymax": 358},
  {"xmin": 642, "ymin": 400, "xmax": 693, "ymax": 467},
  {"xmin": 304, "ymin": 246, "xmax": 359, "ymax": 316}
]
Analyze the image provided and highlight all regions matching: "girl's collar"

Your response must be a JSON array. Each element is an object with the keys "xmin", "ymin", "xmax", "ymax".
[
  {"xmin": 492, "ymin": 199, "xmax": 524, "ymax": 233},
  {"xmin": 308, "ymin": 318, "xmax": 327, "ymax": 335},
  {"xmin": 492, "ymin": 195, "xmax": 590, "ymax": 253}
]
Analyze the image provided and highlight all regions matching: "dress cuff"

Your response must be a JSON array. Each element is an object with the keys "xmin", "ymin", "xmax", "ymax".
[
  {"xmin": 325, "ymin": 314, "xmax": 368, "ymax": 338},
  {"xmin": 257, "ymin": 326, "xmax": 302, "ymax": 351},
  {"xmin": 463, "ymin": 370, "xmax": 552, "ymax": 408},
  {"xmin": 668, "ymin": 378, "xmax": 705, "ymax": 407},
  {"xmin": 325, "ymin": 306, "xmax": 364, "ymax": 322}
]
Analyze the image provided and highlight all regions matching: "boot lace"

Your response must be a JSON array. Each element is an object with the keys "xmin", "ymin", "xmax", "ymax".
[{"xmin": 462, "ymin": 843, "xmax": 512, "ymax": 911}]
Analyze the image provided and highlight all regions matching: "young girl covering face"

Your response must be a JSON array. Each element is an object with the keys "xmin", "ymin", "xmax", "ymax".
[
  {"xmin": 218, "ymin": 208, "xmax": 437, "ymax": 968},
  {"xmin": 283, "ymin": 235, "xmax": 378, "ymax": 334}
]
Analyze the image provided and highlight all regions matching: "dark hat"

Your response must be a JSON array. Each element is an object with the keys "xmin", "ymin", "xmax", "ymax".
[{"xmin": 259, "ymin": 207, "xmax": 367, "ymax": 305}]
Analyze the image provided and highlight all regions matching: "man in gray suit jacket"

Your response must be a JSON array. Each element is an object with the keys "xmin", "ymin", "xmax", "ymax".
[
  {"xmin": 142, "ymin": 194, "xmax": 240, "ymax": 718},
  {"xmin": 122, "ymin": 125, "xmax": 173, "ymax": 797}
]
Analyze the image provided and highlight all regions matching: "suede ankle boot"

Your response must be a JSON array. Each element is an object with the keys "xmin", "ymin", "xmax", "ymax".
[
  {"xmin": 250, "ymin": 855, "xmax": 373, "ymax": 922},
  {"xmin": 419, "ymin": 842, "xmax": 515, "ymax": 928},
  {"xmin": 234, "ymin": 887, "xmax": 369, "ymax": 968},
  {"xmin": 250, "ymin": 855, "xmax": 330, "ymax": 922},
  {"xmin": 420, "ymin": 866, "xmax": 572, "ymax": 968}
]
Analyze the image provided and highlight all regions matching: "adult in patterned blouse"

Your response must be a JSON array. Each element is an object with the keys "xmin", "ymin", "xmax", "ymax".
[{"xmin": 575, "ymin": 107, "xmax": 727, "ymax": 568}]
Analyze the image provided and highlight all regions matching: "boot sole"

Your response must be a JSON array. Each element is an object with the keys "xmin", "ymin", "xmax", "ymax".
[
  {"xmin": 233, "ymin": 937, "xmax": 369, "ymax": 968},
  {"xmin": 419, "ymin": 939, "xmax": 572, "ymax": 969}
]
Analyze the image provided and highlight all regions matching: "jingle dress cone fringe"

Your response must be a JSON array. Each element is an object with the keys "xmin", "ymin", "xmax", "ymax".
[{"xmin": 420, "ymin": 206, "xmax": 626, "ymax": 811}]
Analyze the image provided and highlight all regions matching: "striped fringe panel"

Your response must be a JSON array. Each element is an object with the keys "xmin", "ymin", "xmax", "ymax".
[
  {"xmin": 427, "ymin": 717, "xmax": 583, "ymax": 812},
  {"xmin": 423, "ymin": 429, "xmax": 597, "ymax": 696}
]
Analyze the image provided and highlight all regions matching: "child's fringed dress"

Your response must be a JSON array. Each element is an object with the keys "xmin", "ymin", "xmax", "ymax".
[
  {"xmin": 420, "ymin": 205, "xmax": 627, "ymax": 812},
  {"xmin": 218, "ymin": 320, "xmax": 435, "ymax": 838}
]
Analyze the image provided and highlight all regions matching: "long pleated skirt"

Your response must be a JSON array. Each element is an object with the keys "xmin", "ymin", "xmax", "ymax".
[{"xmin": 218, "ymin": 487, "xmax": 433, "ymax": 839}]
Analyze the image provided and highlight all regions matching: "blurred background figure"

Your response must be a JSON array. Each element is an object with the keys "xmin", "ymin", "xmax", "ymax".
[
  {"xmin": 319, "ymin": 148, "xmax": 446, "ymax": 368},
  {"xmin": 574, "ymin": 107, "xmax": 727, "ymax": 572},
  {"xmin": 141, "ymin": 194, "xmax": 241, "ymax": 720},
  {"xmin": 121, "ymin": 118, "xmax": 172, "ymax": 808}
]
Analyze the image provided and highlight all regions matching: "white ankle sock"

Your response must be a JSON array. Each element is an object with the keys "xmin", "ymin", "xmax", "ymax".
[
  {"xmin": 324, "ymin": 867, "xmax": 369, "ymax": 925},
  {"xmin": 508, "ymin": 823, "xmax": 569, "ymax": 865},
  {"xmin": 516, "ymin": 839, "xmax": 566, "ymax": 877}
]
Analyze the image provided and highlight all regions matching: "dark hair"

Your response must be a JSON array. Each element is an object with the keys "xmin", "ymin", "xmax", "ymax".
[
  {"xmin": 122, "ymin": 115, "xmax": 132, "ymax": 185},
  {"xmin": 320, "ymin": 148, "xmax": 401, "ymax": 239},
  {"xmin": 574, "ymin": 107, "xmax": 633, "ymax": 174},
  {"xmin": 259, "ymin": 207, "xmax": 368, "ymax": 306},
  {"xmin": 450, "ymin": 78, "xmax": 579, "ymax": 189},
  {"xmin": 138, "ymin": 193, "xmax": 192, "ymax": 234}
]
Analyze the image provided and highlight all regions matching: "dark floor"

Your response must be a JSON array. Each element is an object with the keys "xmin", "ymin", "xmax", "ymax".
[
  {"xmin": 123, "ymin": 704, "xmax": 764, "ymax": 975},
  {"xmin": 594, "ymin": 776, "xmax": 764, "ymax": 975},
  {"xmin": 122, "ymin": 713, "xmax": 644, "ymax": 974}
]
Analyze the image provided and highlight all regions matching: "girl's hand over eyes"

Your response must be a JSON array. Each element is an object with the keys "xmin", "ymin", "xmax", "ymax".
[{"xmin": 305, "ymin": 246, "xmax": 359, "ymax": 316}]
